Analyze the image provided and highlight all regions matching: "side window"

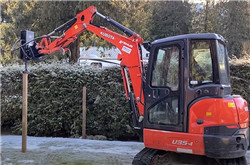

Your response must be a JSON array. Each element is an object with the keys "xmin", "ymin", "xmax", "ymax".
[
  {"xmin": 190, "ymin": 40, "xmax": 213, "ymax": 87},
  {"xmin": 151, "ymin": 45, "xmax": 179, "ymax": 90},
  {"xmin": 149, "ymin": 96, "xmax": 179, "ymax": 125},
  {"xmin": 217, "ymin": 42, "xmax": 229, "ymax": 84}
]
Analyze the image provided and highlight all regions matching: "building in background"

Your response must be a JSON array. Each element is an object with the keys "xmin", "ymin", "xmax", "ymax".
[{"xmin": 79, "ymin": 47, "xmax": 149, "ymax": 69}]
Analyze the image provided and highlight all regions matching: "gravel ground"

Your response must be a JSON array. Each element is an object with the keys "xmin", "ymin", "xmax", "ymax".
[{"xmin": 1, "ymin": 135, "xmax": 250, "ymax": 165}]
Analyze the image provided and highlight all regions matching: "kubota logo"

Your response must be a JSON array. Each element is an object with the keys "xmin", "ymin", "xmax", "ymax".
[{"xmin": 100, "ymin": 32, "xmax": 114, "ymax": 40}]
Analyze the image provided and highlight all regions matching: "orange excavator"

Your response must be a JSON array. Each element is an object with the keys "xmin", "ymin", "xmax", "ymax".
[{"xmin": 19, "ymin": 6, "xmax": 249, "ymax": 165}]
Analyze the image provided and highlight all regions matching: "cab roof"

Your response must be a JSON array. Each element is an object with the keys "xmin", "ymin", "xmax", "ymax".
[{"xmin": 152, "ymin": 33, "xmax": 226, "ymax": 45}]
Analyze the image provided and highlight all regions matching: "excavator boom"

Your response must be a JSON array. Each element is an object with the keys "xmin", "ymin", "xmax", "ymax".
[{"xmin": 20, "ymin": 6, "xmax": 145, "ymax": 128}]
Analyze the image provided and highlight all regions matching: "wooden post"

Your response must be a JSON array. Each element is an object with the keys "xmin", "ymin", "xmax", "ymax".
[
  {"xmin": 82, "ymin": 86, "xmax": 87, "ymax": 139},
  {"xmin": 22, "ymin": 71, "xmax": 28, "ymax": 152}
]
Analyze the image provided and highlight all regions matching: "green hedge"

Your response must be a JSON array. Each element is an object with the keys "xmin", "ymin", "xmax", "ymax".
[
  {"xmin": 1, "ymin": 63, "xmax": 136, "ymax": 140},
  {"xmin": 230, "ymin": 62, "xmax": 250, "ymax": 109},
  {"xmin": 1, "ymin": 62, "xmax": 250, "ymax": 139}
]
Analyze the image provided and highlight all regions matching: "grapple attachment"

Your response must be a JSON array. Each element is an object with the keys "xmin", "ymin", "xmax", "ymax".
[{"xmin": 20, "ymin": 30, "xmax": 42, "ymax": 61}]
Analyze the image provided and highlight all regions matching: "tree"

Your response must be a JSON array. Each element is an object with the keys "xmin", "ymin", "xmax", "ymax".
[
  {"xmin": 190, "ymin": 0, "xmax": 219, "ymax": 33},
  {"xmin": 109, "ymin": 1, "xmax": 153, "ymax": 41},
  {"xmin": 222, "ymin": 1, "xmax": 250, "ymax": 58},
  {"xmin": 0, "ymin": 1, "xmax": 114, "ymax": 64},
  {"xmin": 2, "ymin": 1, "xmax": 248, "ymax": 65},
  {"xmin": 191, "ymin": 0, "xmax": 250, "ymax": 58},
  {"xmin": 150, "ymin": 1, "xmax": 192, "ymax": 40},
  {"xmin": 32, "ymin": 1, "xmax": 120, "ymax": 62},
  {"xmin": 0, "ymin": 1, "xmax": 37, "ymax": 65},
  {"xmin": 31, "ymin": 1, "xmax": 85, "ymax": 63}
]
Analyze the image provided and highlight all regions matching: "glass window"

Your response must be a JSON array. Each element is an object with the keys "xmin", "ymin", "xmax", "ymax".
[
  {"xmin": 151, "ymin": 46, "xmax": 179, "ymax": 90},
  {"xmin": 149, "ymin": 96, "xmax": 179, "ymax": 125},
  {"xmin": 217, "ymin": 42, "xmax": 229, "ymax": 84},
  {"xmin": 190, "ymin": 40, "xmax": 213, "ymax": 87}
]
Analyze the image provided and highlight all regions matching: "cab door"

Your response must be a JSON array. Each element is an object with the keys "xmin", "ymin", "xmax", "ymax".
[{"xmin": 144, "ymin": 40, "xmax": 184, "ymax": 132}]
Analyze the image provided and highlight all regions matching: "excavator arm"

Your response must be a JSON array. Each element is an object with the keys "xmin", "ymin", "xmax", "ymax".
[{"xmin": 20, "ymin": 6, "xmax": 145, "ymax": 127}]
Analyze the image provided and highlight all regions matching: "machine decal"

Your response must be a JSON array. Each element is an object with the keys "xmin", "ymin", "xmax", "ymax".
[
  {"xmin": 206, "ymin": 112, "xmax": 212, "ymax": 116},
  {"xmin": 177, "ymin": 148, "xmax": 193, "ymax": 154},
  {"xmin": 119, "ymin": 40, "xmax": 133, "ymax": 48},
  {"xmin": 228, "ymin": 102, "xmax": 235, "ymax": 108},
  {"xmin": 172, "ymin": 140, "xmax": 193, "ymax": 146},
  {"xmin": 122, "ymin": 46, "xmax": 132, "ymax": 54}
]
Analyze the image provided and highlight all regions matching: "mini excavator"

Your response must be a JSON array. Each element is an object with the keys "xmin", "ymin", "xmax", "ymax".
[{"xmin": 19, "ymin": 6, "xmax": 249, "ymax": 165}]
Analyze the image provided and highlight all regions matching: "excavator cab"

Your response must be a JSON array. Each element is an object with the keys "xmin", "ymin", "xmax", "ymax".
[{"xmin": 143, "ymin": 33, "xmax": 249, "ymax": 162}]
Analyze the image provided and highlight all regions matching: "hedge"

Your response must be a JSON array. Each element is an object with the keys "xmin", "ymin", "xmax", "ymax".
[
  {"xmin": 1, "ymin": 61, "xmax": 250, "ymax": 139},
  {"xmin": 1, "ymin": 63, "xmax": 136, "ymax": 140},
  {"xmin": 230, "ymin": 61, "xmax": 250, "ymax": 109}
]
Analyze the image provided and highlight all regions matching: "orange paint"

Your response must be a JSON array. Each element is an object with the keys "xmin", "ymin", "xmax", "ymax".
[
  {"xmin": 233, "ymin": 96, "xmax": 249, "ymax": 128},
  {"xmin": 189, "ymin": 98, "xmax": 239, "ymax": 134}
]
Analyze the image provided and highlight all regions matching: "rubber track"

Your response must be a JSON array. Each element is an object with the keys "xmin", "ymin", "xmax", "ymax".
[
  {"xmin": 133, "ymin": 148, "xmax": 247, "ymax": 165},
  {"xmin": 132, "ymin": 148, "xmax": 159, "ymax": 165}
]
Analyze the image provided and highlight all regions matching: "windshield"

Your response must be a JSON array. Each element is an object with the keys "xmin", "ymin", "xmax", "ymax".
[{"xmin": 189, "ymin": 40, "xmax": 214, "ymax": 87}]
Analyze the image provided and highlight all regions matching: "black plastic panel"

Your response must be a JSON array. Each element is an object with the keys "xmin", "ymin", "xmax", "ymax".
[
  {"xmin": 204, "ymin": 125, "xmax": 238, "ymax": 136},
  {"xmin": 204, "ymin": 128, "xmax": 249, "ymax": 159}
]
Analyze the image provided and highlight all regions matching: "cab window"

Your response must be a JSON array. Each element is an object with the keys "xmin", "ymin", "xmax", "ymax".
[
  {"xmin": 151, "ymin": 45, "xmax": 180, "ymax": 91},
  {"xmin": 190, "ymin": 40, "xmax": 213, "ymax": 87},
  {"xmin": 217, "ymin": 42, "xmax": 229, "ymax": 84},
  {"xmin": 149, "ymin": 96, "xmax": 179, "ymax": 125}
]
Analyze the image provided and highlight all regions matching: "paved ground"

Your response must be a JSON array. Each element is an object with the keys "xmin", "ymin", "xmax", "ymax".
[{"xmin": 1, "ymin": 135, "xmax": 250, "ymax": 165}]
